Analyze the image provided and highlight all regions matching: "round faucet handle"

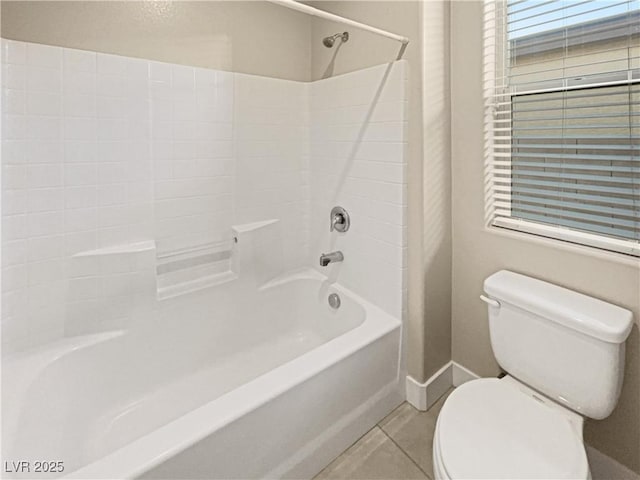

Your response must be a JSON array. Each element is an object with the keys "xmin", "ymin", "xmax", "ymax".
[{"xmin": 330, "ymin": 206, "xmax": 350, "ymax": 233}]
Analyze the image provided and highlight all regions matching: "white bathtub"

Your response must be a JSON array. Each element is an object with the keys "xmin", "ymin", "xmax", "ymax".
[{"xmin": 2, "ymin": 269, "xmax": 403, "ymax": 479}]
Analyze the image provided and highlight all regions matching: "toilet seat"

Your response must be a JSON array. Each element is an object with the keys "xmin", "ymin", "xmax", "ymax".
[{"xmin": 433, "ymin": 378, "xmax": 590, "ymax": 479}]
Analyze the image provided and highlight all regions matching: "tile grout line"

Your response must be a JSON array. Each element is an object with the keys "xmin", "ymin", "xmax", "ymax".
[
  {"xmin": 313, "ymin": 426, "xmax": 381, "ymax": 479},
  {"xmin": 377, "ymin": 422, "xmax": 434, "ymax": 480}
]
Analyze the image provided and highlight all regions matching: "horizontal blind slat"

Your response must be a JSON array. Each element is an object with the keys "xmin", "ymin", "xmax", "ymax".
[
  {"xmin": 506, "ymin": 143, "xmax": 639, "ymax": 151},
  {"xmin": 508, "ymin": 171, "xmax": 639, "ymax": 184},
  {"xmin": 493, "ymin": 177, "xmax": 640, "ymax": 196},
  {"xmin": 507, "ymin": 0, "xmax": 632, "ymax": 25},
  {"xmin": 505, "ymin": 161, "xmax": 640, "ymax": 172},
  {"xmin": 512, "ymin": 124, "xmax": 638, "ymax": 130},
  {"xmin": 508, "ymin": 55, "xmax": 640, "ymax": 81},
  {"xmin": 503, "ymin": 186, "xmax": 640, "ymax": 207},
  {"xmin": 510, "ymin": 205, "xmax": 639, "ymax": 232},
  {"xmin": 513, "ymin": 101, "xmax": 636, "ymax": 113},
  {"xmin": 492, "ymin": 87, "xmax": 640, "ymax": 104},
  {"xmin": 511, "ymin": 152, "xmax": 640, "ymax": 162},
  {"xmin": 508, "ymin": 0, "xmax": 593, "ymax": 26},
  {"xmin": 509, "ymin": 6, "xmax": 629, "ymax": 36},
  {"xmin": 511, "ymin": 194, "xmax": 640, "ymax": 217},
  {"xmin": 502, "ymin": 210, "xmax": 639, "ymax": 239},
  {"xmin": 509, "ymin": 19, "xmax": 639, "ymax": 55},
  {"xmin": 512, "ymin": 112, "xmax": 640, "ymax": 122},
  {"xmin": 507, "ymin": 134, "xmax": 640, "ymax": 140}
]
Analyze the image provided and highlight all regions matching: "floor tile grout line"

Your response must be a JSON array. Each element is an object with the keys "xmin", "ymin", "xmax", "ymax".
[
  {"xmin": 314, "ymin": 425, "xmax": 385, "ymax": 479},
  {"xmin": 377, "ymin": 423, "xmax": 433, "ymax": 480}
]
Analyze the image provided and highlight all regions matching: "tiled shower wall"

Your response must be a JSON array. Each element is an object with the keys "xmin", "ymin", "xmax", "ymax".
[
  {"xmin": 1, "ymin": 39, "xmax": 405, "ymax": 352},
  {"xmin": 310, "ymin": 63, "xmax": 407, "ymax": 319},
  {"xmin": 2, "ymin": 41, "xmax": 159, "ymax": 348},
  {"xmin": 1, "ymin": 39, "xmax": 310, "ymax": 351},
  {"xmin": 234, "ymin": 75, "xmax": 309, "ymax": 272},
  {"xmin": 150, "ymin": 62, "xmax": 235, "ymax": 255}
]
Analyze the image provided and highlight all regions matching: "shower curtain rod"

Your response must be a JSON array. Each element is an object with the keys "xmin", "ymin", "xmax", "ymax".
[{"xmin": 265, "ymin": 0, "xmax": 410, "ymax": 56}]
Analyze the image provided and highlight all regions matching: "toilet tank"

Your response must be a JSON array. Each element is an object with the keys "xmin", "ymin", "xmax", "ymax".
[{"xmin": 484, "ymin": 270, "xmax": 634, "ymax": 420}]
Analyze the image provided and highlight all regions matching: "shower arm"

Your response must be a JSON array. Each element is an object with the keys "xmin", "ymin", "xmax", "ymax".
[{"xmin": 265, "ymin": 0, "xmax": 410, "ymax": 59}]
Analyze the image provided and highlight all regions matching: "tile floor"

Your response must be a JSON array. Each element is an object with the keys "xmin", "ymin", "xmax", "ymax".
[
  {"xmin": 314, "ymin": 390, "xmax": 452, "ymax": 480},
  {"xmin": 314, "ymin": 388, "xmax": 631, "ymax": 480}
]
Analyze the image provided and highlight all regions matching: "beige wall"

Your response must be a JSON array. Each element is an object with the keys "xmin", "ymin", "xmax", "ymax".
[
  {"xmin": 310, "ymin": 0, "xmax": 452, "ymax": 383},
  {"xmin": 451, "ymin": 1, "xmax": 640, "ymax": 473},
  {"xmin": 419, "ymin": 0, "xmax": 452, "ymax": 380},
  {"xmin": 1, "ymin": 1, "xmax": 312, "ymax": 81}
]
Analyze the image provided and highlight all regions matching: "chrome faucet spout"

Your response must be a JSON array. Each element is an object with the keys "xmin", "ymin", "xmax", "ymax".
[{"xmin": 319, "ymin": 251, "xmax": 344, "ymax": 267}]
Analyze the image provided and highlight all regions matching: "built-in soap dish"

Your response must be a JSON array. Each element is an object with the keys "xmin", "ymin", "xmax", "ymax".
[{"xmin": 156, "ymin": 240, "xmax": 236, "ymax": 300}]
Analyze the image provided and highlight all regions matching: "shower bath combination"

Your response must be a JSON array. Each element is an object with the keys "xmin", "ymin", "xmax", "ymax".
[
  {"xmin": 0, "ymin": 38, "xmax": 409, "ymax": 479},
  {"xmin": 0, "ymin": 1, "xmax": 410, "ymax": 479}
]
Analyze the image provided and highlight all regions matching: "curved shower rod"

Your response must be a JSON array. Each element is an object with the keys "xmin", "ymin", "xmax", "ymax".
[{"xmin": 265, "ymin": 0, "xmax": 410, "ymax": 59}]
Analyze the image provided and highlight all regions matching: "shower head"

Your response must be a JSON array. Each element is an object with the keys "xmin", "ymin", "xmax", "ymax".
[{"xmin": 322, "ymin": 32, "xmax": 349, "ymax": 48}]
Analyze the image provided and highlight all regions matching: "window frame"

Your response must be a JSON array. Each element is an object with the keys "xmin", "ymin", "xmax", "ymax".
[{"xmin": 483, "ymin": 0, "xmax": 640, "ymax": 258}]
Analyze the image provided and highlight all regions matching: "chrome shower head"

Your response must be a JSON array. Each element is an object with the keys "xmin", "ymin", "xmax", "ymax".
[{"xmin": 322, "ymin": 32, "xmax": 349, "ymax": 48}]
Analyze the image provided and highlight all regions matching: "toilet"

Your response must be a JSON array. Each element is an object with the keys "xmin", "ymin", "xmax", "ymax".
[{"xmin": 433, "ymin": 270, "xmax": 634, "ymax": 480}]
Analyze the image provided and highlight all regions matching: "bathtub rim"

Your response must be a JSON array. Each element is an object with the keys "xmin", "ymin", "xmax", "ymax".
[{"xmin": 63, "ymin": 268, "xmax": 401, "ymax": 479}]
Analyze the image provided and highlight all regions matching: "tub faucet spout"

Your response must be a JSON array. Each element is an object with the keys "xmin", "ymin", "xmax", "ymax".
[{"xmin": 319, "ymin": 251, "xmax": 344, "ymax": 267}]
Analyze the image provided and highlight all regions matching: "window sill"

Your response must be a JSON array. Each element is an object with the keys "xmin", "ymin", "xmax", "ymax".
[{"xmin": 488, "ymin": 217, "xmax": 640, "ymax": 266}]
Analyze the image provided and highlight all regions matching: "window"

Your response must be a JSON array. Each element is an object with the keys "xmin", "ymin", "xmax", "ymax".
[{"xmin": 484, "ymin": 0, "xmax": 640, "ymax": 256}]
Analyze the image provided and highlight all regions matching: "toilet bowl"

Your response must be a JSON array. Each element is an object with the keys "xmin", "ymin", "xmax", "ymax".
[
  {"xmin": 432, "ymin": 377, "xmax": 590, "ymax": 479},
  {"xmin": 431, "ymin": 271, "xmax": 633, "ymax": 480}
]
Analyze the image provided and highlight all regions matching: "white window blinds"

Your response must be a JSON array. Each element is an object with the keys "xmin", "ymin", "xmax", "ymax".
[{"xmin": 484, "ymin": 0, "xmax": 640, "ymax": 256}]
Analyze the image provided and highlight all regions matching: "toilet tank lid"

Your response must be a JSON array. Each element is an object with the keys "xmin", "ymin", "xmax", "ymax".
[{"xmin": 484, "ymin": 270, "xmax": 634, "ymax": 344}]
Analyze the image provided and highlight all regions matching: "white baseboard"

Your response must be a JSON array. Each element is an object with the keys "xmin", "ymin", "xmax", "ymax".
[
  {"xmin": 406, "ymin": 361, "xmax": 481, "ymax": 411},
  {"xmin": 404, "ymin": 375, "xmax": 426, "ymax": 410},
  {"xmin": 406, "ymin": 362, "xmax": 452, "ymax": 411},
  {"xmin": 586, "ymin": 445, "xmax": 640, "ymax": 480}
]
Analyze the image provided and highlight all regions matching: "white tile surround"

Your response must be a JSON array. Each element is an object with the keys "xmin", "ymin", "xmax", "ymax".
[
  {"xmin": 1, "ymin": 38, "xmax": 407, "ymax": 352},
  {"xmin": 310, "ymin": 64, "xmax": 407, "ymax": 318},
  {"xmin": 234, "ymin": 74, "xmax": 310, "ymax": 272}
]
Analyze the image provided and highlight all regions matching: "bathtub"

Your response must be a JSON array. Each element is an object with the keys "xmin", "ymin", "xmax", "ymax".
[{"xmin": 2, "ymin": 269, "xmax": 403, "ymax": 479}]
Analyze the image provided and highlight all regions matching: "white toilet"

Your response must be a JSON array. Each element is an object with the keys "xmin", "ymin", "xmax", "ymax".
[{"xmin": 433, "ymin": 270, "xmax": 634, "ymax": 480}]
